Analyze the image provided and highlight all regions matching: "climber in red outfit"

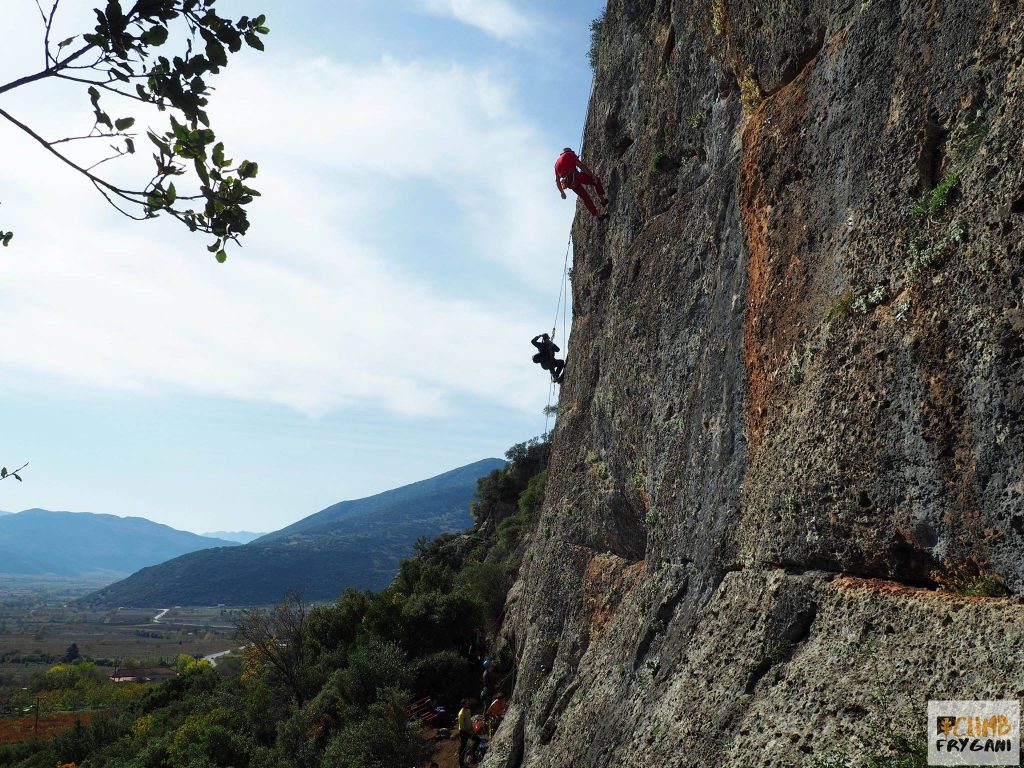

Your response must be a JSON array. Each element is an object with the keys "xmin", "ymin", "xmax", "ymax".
[{"xmin": 554, "ymin": 148, "xmax": 609, "ymax": 220}]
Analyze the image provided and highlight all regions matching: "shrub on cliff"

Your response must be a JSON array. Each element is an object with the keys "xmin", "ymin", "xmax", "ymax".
[{"xmin": 589, "ymin": 10, "xmax": 606, "ymax": 71}]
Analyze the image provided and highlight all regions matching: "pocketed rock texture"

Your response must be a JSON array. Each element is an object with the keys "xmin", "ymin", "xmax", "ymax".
[{"xmin": 487, "ymin": 1, "xmax": 1024, "ymax": 766}]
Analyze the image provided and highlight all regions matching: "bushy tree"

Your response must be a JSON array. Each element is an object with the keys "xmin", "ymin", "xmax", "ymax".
[
  {"xmin": 237, "ymin": 592, "xmax": 317, "ymax": 705},
  {"xmin": 335, "ymin": 638, "xmax": 411, "ymax": 712},
  {"xmin": 412, "ymin": 650, "xmax": 476, "ymax": 709},
  {"xmin": 166, "ymin": 707, "xmax": 251, "ymax": 768},
  {"xmin": 321, "ymin": 688, "xmax": 428, "ymax": 768}
]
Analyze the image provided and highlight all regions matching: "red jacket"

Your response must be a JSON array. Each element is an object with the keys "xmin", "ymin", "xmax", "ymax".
[{"xmin": 554, "ymin": 150, "xmax": 578, "ymax": 177}]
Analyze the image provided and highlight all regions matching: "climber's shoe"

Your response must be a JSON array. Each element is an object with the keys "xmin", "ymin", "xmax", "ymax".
[
  {"xmin": 598, "ymin": 213, "xmax": 610, "ymax": 222},
  {"xmin": 600, "ymin": 196, "xmax": 610, "ymax": 205}
]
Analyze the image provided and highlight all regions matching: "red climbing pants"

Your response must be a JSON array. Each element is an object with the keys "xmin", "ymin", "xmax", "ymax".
[{"xmin": 567, "ymin": 171, "xmax": 605, "ymax": 217}]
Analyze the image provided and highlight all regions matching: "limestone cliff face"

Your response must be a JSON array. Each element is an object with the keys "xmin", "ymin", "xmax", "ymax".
[{"xmin": 488, "ymin": 1, "xmax": 1024, "ymax": 765}]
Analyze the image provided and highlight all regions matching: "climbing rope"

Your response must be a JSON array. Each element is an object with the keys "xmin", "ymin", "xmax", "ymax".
[
  {"xmin": 542, "ymin": 72, "xmax": 597, "ymax": 439},
  {"xmin": 550, "ymin": 236, "xmax": 572, "ymax": 342}
]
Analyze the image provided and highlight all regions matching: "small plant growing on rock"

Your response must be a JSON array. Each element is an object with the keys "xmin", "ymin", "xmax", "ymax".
[
  {"xmin": 711, "ymin": 0, "xmax": 727, "ymax": 36},
  {"xmin": 906, "ymin": 239, "xmax": 939, "ymax": 283},
  {"xmin": 827, "ymin": 291, "xmax": 856, "ymax": 322},
  {"xmin": 906, "ymin": 221, "xmax": 964, "ymax": 285},
  {"xmin": 827, "ymin": 284, "xmax": 888, "ymax": 322},
  {"xmin": 634, "ymin": 470, "xmax": 652, "ymax": 511},
  {"xmin": 850, "ymin": 285, "xmax": 888, "ymax": 316},
  {"xmin": 893, "ymin": 298, "xmax": 912, "ymax": 323},
  {"xmin": 955, "ymin": 117, "xmax": 990, "ymax": 163},
  {"xmin": 738, "ymin": 68, "xmax": 762, "ymax": 114},
  {"xmin": 688, "ymin": 110, "xmax": 707, "ymax": 129},
  {"xmin": 765, "ymin": 639, "xmax": 794, "ymax": 665},
  {"xmin": 911, "ymin": 170, "xmax": 960, "ymax": 219},
  {"xmin": 650, "ymin": 151, "xmax": 670, "ymax": 173},
  {"xmin": 931, "ymin": 557, "xmax": 1010, "ymax": 598},
  {"xmin": 784, "ymin": 494, "xmax": 799, "ymax": 517},
  {"xmin": 601, "ymin": 581, "xmax": 620, "ymax": 608}
]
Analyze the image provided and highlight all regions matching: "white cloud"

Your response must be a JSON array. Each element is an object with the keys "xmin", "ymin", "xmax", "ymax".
[
  {"xmin": 0, "ymin": 41, "xmax": 573, "ymax": 418},
  {"xmin": 211, "ymin": 57, "xmax": 570, "ymax": 288},
  {"xmin": 412, "ymin": 0, "xmax": 535, "ymax": 41}
]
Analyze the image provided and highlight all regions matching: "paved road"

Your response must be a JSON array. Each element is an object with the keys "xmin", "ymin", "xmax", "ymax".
[{"xmin": 202, "ymin": 648, "xmax": 235, "ymax": 667}]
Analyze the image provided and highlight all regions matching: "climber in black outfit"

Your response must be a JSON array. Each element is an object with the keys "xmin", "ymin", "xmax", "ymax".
[{"xmin": 531, "ymin": 333, "xmax": 565, "ymax": 383}]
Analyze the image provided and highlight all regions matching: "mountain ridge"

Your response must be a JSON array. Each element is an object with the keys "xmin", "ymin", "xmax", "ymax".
[
  {"xmin": 85, "ymin": 457, "xmax": 505, "ymax": 606},
  {"xmin": 200, "ymin": 530, "xmax": 266, "ymax": 544},
  {"xmin": 0, "ymin": 509, "xmax": 235, "ymax": 578}
]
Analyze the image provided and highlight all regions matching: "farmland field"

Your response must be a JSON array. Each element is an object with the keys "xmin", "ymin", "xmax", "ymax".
[
  {"xmin": 0, "ymin": 589, "xmax": 248, "ymax": 715},
  {"xmin": 0, "ymin": 710, "xmax": 108, "ymax": 744},
  {"xmin": 0, "ymin": 603, "xmax": 243, "ymax": 664}
]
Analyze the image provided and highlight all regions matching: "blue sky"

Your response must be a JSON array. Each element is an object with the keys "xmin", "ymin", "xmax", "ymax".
[{"xmin": 0, "ymin": 0, "xmax": 603, "ymax": 532}]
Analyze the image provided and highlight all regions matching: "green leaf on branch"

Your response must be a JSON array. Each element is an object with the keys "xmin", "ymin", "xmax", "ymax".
[
  {"xmin": 114, "ymin": 117, "xmax": 135, "ymax": 131},
  {"xmin": 147, "ymin": 130, "xmax": 170, "ymax": 154},
  {"xmin": 238, "ymin": 160, "xmax": 258, "ymax": 179},
  {"xmin": 205, "ymin": 39, "xmax": 227, "ymax": 67},
  {"xmin": 212, "ymin": 142, "xmax": 229, "ymax": 168},
  {"xmin": 142, "ymin": 25, "xmax": 169, "ymax": 46}
]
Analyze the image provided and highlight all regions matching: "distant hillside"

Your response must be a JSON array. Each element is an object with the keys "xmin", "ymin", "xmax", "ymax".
[
  {"xmin": 200, "ymin": 530, "xmax": 266, "ymax": 544},
  {"xmin": 85, "ymin": 458, "xmax": 504, "ymax": 606},
  {"xmin": 0, "ymin": 510, "xmax": 235, "ymax": 578}
]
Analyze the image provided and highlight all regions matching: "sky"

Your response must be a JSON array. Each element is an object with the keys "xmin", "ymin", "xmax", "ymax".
[{"xmin": 0, "ymin": 0, "xmax": 603, "ymax": 533}]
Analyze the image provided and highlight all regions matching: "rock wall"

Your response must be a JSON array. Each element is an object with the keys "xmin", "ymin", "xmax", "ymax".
[{"xmin": 487, "ymin": 0, "xmax": 1024, "ymax": 765}]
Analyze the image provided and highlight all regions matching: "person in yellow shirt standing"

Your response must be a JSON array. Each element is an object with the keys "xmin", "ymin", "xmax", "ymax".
[{"xmin": 457, "ymin": 698, "xmax": 474, "ymax": 768}]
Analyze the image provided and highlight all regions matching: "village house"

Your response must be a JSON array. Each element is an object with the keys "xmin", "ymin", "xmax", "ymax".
[{"xmin": 108, "ymin": 666, "xmax": 178, "ymax": 684}]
